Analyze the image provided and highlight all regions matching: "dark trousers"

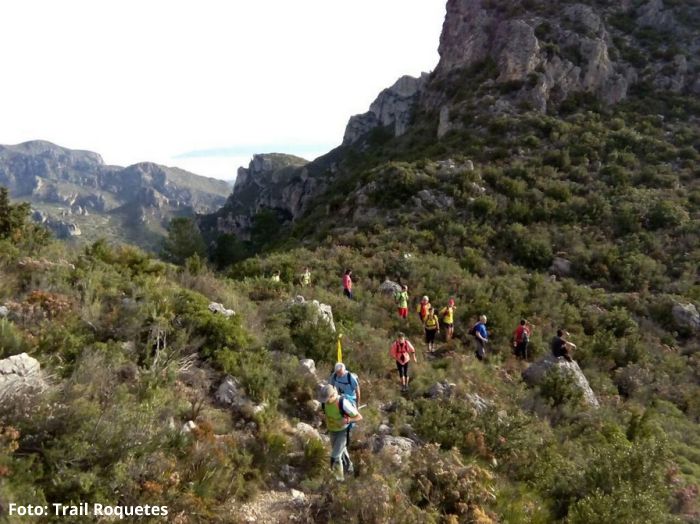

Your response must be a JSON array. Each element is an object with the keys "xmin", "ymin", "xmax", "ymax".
[{"xmin": 515, "ymin": 341, "xmax": 529, "ymax": 359}]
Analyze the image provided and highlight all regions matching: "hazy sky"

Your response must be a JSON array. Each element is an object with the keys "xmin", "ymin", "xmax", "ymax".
[{"xmin": 1, "ymin": 1, "xmax": 446, "ymax": 180}]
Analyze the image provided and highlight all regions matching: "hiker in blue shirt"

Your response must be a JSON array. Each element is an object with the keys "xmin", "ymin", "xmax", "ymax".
[
  {"xmin": 472, "ymin": 315, "xmax": 489, "ymax": 361},
  {"xmin": 329, "ymin": 363, "xmax": 361, "ymax": 407}
]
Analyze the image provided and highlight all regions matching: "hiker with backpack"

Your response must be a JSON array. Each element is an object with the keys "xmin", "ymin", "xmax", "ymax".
[
  {"xmin": 319, "ymin": 384, "xmax": 363, "ymax": 481},
  {"xmin": 417, "ymin": 295, "xmax": 431, "ymax": 322},
  {"xmin": 423, "ymin": 307, "xmax": 440, "ymax": 353},
  {"xmin": 551, "ymin": 329, "xmax": 577, "ymax": 362},
  {"xmin": 342, "ymin": 269, "xmax": 353, "ymax": 300},
  {"xmin": 390, "ymin": 332, "xmax": 417, "ymax": 392},
  {"xmin": 394, "ymin": 285, "xmax": 409, "ymax": 319},
  {"xmin": 512, "ymin": 319, "xmax": 533, "ymax": 360},
  {"xmin": 440, "ymin": 298, "xmax": 456, "ymax": 341},
  {"xmin": 329, "ymin": 363, "xmax": 361, "ymax": 407},
  {"xmin": 469, "ymin": 315, "xmax": 489, "ymax": 361}
]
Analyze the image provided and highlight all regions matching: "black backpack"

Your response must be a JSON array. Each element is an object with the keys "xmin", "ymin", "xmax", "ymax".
[{"xmin": 468, "ymin": 323, "xmax": 478, "ymax": 337}]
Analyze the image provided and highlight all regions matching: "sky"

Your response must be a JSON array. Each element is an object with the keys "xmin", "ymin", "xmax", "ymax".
[{"xmin": 1, "ymin": 1, "xmax": 446, "ymax": 180}]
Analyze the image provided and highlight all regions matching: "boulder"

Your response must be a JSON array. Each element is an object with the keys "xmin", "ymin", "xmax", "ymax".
[
  {"xmin": 427, "ymin": 381, "xmax": 457, "ymax": 399},
  {"xmin": 672, "ymin": 302, "xmax": 700, "ymax": 332},
  {"xmin": 522, "ymin": 356, "xmax": 600, "ymax": 408},
  {"xmin": 466, "ymin": 393, "xmax": 491, "ymax": 413},
  {"xmin": 0, "ymin": 353, "xmax": 47, "ymax": 402},
  {"xmin": 289, "ymin": 296, "xmax": 336, "ymax": 332},
  {"xmin": 215, "ymin": 376, "xmax": 245, "ymax": 407},
  {"xmin": 378, "ymin": 279, "xmax": 402, "ymax": 295},
  {"xmin": 294, "ymin": 422, "xmax": 324, "ymax": 444},
  {"xmin": 0, "ymin": 306, "xmax": 8, "ymax": 318},
  {"xmin": 299, "ymin": 359, "xmax": 316, "ymax": 376},
  {"xmin": 181, "ymin": 420, "xmax": 197, "ymax": 434},
  {"xmin": 370, "ymin": 434, "xmax": 416, "ymax": 466},
  {"xmin": 208, "ymin": 302, "xmax": 235, "ymax": 317},
  {"xmin": 549, "ymin": 257, "xmax": 572, "ymax": 277}
]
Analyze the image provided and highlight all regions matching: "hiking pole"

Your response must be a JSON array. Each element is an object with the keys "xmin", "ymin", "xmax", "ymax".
[{"xmin": 358, "ymin": 404, "xmax": 367, "ymax": 410}]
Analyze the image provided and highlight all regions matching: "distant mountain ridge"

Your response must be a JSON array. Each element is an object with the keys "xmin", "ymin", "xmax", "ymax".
[{"xmin": 0, "ymin": 140, "xmax": 231, "ymax": 247}]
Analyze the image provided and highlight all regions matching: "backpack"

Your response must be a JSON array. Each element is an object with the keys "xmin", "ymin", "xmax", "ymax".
[
  {"xmin": 468, "ymin": 323, "xmax": 478, "ymax": 337},
  {"xmin": 322, "ymin": 395, "xmax": 347, "ymax": 418},
  {"xmin": 521, "ymin": 328, "xmax": 530, "ymax": 344}
]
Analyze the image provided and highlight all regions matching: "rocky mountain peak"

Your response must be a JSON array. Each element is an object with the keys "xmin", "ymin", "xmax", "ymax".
[
  {"xmin": 343, "ymin": 73, "xmax": 429, "ymax": 145},
  {"xmin": 430, "ymin": 0, "xmax": 699, "ymax": 113}
]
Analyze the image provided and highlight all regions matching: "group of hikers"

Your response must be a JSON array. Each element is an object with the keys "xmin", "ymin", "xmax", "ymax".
[{"xmin": 286, "ymin": 266, "xmax": 580, "ymax": 481}]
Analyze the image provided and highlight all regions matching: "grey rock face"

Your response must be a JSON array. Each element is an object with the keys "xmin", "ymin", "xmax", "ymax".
[
  {"xmin": 208, "ymin": 302, "xmax": 235, "ymax": 317},
  {"xmin": 549, "ymin": 257, "xmax": 572, "ymax": 277},
  {"xmin": 289, "ymin": 295, "xmax": 336, "ymax": 332},
  {"xmin": 523, "ymin": 355, "xmax": 600, "ymax": 408},
  {"xmin": 672, "ymin": 302, "xmax": 700, "ymax": 332},
  {"xmin": 431, "ymin": 0, "xmax": 699, "ymax": 111},
  {"xmin": 211, "ymin": 153, "xmax": 311, "ymax": 239},
  {"xmin": 343, "ymin": 74, "xmax": 429, "ymax": 145},
  {"xmin": 427, "ymin": 381, "xmax": 457, "ymax": 400},
  {"xmin": 378, "ymin": 280, "xmax": 402, "ymax": 295},
  {"xmin": 299, "ymin": 359, "xmax": 317, "ymax": 376},
  {"xmin": 370, "ymin": 434, "xmax": 416, "ymax": 466},
  {"xmin": 215, "ymin": 375, "xmax": 244, "ymax": 406},
  {"xmin": 0, "ymin": 353, "xmax": 47, "ymax": 402}
]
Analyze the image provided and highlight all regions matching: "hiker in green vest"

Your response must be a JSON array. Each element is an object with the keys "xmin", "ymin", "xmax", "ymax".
[
  {"xmin": 319, "ymin": 384, "xmax": 362, "ymax": 481},
  {"xmin": 423, "ymin": 306, "xmax": 440, "ymax": 353},
  {"xmin": 300, "ymin": 266, "xmax": 311, "ymax": 287},
  {"xmin": 394, "ymin": 285, "xmax": 409, "ymax": 319}
]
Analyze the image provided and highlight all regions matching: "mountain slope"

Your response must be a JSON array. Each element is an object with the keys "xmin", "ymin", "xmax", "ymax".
[{"xmin": 0, "ymin": 141, "xmax": 231, "ymax": 247}]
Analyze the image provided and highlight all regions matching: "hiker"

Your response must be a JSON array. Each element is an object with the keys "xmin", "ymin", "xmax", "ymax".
[
  {"xmin": 440, "ymin": 298, "xmax": 456, "ymax": 341},
  {"xmin": 301, "ymin": 266, "xmax": 311, "ymax": 287},
  {"xmin": 328, "ymin": 362, "xmax": 361, "ymax": 449},
  {"xmin": 390, "ymin": 332, "xmax": 417, "ymax": 392},
  {"xmin": 394, "ymin": 285, "xmax": 409, "ymax": 319},
  {"xmin": 423, "ymin": 307, "xmax": 440, "ymax": 352},
  {"xmin": 470, "ymin": 315, "xmax": 489, "ymax": 361},
  {"xmin": 417, "ymin": 295, "xmax": 431, "ymax": 322},
  {"xmin": 319, "ymin": 384, "xmax": 362, "ymax": 481},
  {"xmin": 512, "ymin": 319, "xmax": 533, "ymax": 360},
  {"xmin": 342, "ymin": 269, "xmax": 353, "ymax": 300},
  {"xmin": 551, "ymin": 329, "xmax": 577, "ymax": 362},
  {"xmin": 329, "ymin": 363, "xmax": 361, "ymax": 407},
  {"xmin": 270, "ymin": 270, "xmax": 281, "ymax": 283}
]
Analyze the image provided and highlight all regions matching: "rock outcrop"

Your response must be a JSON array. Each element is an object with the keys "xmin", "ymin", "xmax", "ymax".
[
  {"xmin": 0, "ymin": 353, "xmax": 47, "ymax": 403},
  {"xmin": 204, "ymin": 153, "xmax": 314, "ymax": 240},
  {"xmin": 378, "ymin": 280, "xmax": 402, "ymax": 296},
  {"xmin": 289, "ymin": 296, "xmax": 336, "ymax": 332},
  {"xmin": 523, "ymin": 355, "xmax": 600, "ymax": 408},
  {"xmin": 343, "ymin": 74, "xmax": 429, "ymax": 145},
  {"xmin": 370, "ymin": 434, "xmax": 416, "ymax": 467},
  {"xmin": 428, "ymin": 0, "xmax": 699, "ymax": 113},
  {"xmin": 672, "ymin": 302, "xmax": 700, "ymax": 333}
]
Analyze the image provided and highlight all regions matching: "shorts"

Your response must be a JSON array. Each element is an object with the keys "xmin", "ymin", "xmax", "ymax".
[
  {"xmin": 443, "ymin": 322, "xmax": 453, "ymax": 329},
  {"xmin": 425, "ymin": 329, "xmax": 437, "ymax": 343},
  {"xmin": 398, "ymin": 307, "xmax": 408, "ymax": 318},
  {"xmin": 396, "ymin": 361, "xmax": 409, "ymax": 378}
]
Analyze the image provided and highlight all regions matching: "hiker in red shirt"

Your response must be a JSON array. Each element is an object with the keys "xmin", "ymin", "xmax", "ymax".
[
  {"xmin": 512, "ymin": 319, "xmax": 533, "ymax": 360},
  {"xmin": 390, "ymin": 332, "xmax": 417, "ymax": 392},
  {"xmin": 342, "ymin": 269, "xmax": 353, "ymax": 300}
]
